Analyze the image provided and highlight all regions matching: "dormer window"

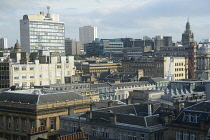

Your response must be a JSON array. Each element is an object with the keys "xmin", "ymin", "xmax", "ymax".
[{"xmin": 182, "ymin": 112, "xmax": 200, "ymax": 123}]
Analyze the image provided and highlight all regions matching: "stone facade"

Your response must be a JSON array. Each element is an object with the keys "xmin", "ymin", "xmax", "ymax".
[{"xmin": 0, "ymin": 89, "xmax": 91, "ymax": 139}]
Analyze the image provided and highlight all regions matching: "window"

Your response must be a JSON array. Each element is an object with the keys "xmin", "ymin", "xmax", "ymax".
[
  {"xmin": 183, "ymin": 131, "xmax": 189, "ymax": 140},
  {"xmin": 140, "ymin": 134, "xmax": 144, "ymax": 140},
  {"xmin": 13, "ymin": 135, "xmax": 19, "ymax": 140},
  {"xmin": 132, "ymin": 136, "xmax": 137, "ymax": 140},
  {"xmin": 14, "ymin": 67, "xmax": 19, "ymax": 71},
  {"xmin": 22, "ymin": 75, "xmax": 27, "ymax": 79},
  {"xmin": 122, "ymin": 134, "xmax": 126, "ymax": 140},
  {"xmin": 30, "ymin": 67, "xmax": 34, "ymax": 70},
  {"xmin": 14, "ymin": 75, "xmax": 19, "ymax": 79},
  {"xmin": 50, "ymin": 119, "xmax": 56, "ymax": 130},
  {"xmin": 73, "ymin": 124, "xmax": 76, "ymax": 132},
  {"xmin": 14, "ymin": 118, "xmax": 18, "ymax": 130},
  {"xmin": 128, "ymin": 134, "xmax": 132, "ymax": 140},
  {"xmin": 190, "ymin": 132, "xmax": 196, "ymax": 140},
  {"xmin": 22, "ymin": 119, "xmax": 27, "ymax": 132},
  {"xmin": 92, "ymin": 126, "xmax": 96, "ymax": 136},
  {"xmin": 57, "ymin": 65, "xmax": 61, "ymax": 68},
  {"xmin": 118, "ymin": 133, "xmax": 122, "ymax": 140},
  {"xmin": 0, "ymin": 116, "xmax": 3, "ymax": 129},
  {"xmin": 22, "ymin": 82, "xmax": 27, "ymax": 87},
  {"xmin": 7, "ymin": 117, "xmax": 11, "ymax": 129},
  {"xmin": 30, "ymin": 75, "xmax": 34, "ymax": 79},
  {"xmin": 22, "ymin": 66, "xmax": 26, "ymax": 70},
  {"xmin": 40, "ymin": 119, "xmax": 46, "ymax": 127},
  {"xmin": 176, "ymin": 131, "xmax": 182, "ymax": 140},
  {"xmin": 30, "ymin": 82, "xmax": 34, "ymax": 87}
]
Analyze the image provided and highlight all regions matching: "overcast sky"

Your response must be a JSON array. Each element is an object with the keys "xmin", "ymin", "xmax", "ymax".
[{"xmin": 1, "ymin": 0, "xmax": 210, "ymax": 47}]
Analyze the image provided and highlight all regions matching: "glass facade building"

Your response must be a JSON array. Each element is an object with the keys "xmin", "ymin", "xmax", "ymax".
[{"xmin": 20, "ymin": 12, "xmax": 65, "ymax": 54}]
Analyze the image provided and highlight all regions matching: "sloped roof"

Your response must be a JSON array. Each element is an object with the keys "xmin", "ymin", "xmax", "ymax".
[
  {"xmin": 90, "ymin": 103, "xmax": 163, "ymax": 128},
  {"xmin": 0, "ymin": 89, "xmax": 86, "ymax": 105},
  {"xmin": 175, "ymin": 101, "xmax": 210, "ymax": 126}
]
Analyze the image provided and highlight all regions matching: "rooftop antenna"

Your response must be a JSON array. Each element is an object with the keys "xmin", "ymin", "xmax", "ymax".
[{"xmin": 47, "ymin": 6, "xmax": 50, "ymax": 14}]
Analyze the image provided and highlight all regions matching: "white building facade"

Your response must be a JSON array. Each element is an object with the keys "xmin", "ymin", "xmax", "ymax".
[
  {"xmin": 79, "ymin": 26, "xmax": 97, "ymax": 45},
  {"xmin": 6, "ymin": 54, "xmax": 75, "ymax": 88},
  {"xmin": 0, "ymin": 38, "xmax": 7, "ymax": 49},
  {"xmin": 20, "ymin": 11, "xmax": 65, "ymax": 54}
]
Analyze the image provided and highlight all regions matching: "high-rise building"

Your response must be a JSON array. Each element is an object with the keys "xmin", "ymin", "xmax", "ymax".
[
  {"xmin": 181, "ymin": 19, "xmax": 194, "ymax": 46},
  {"xmin": 154, "ymin": 35, "xmax": 165, "ymax": 51},
  {"xmin": 65, "ymin": 38, "xmax": 82, "ymax": 55},
  {"xmin": 0, "ymin": 37, "xmax": 7, "ymax": 49},
  {"xmin": 20, "ymin": 7, "xmax": 65, "ymax": 54},
  {"xmin": 163, "ymin": 36, "xmax": 172, "ymax": 47},
  {"xmin": 79, "ymin": 26, "xmax": 97, "ymax": 45}
]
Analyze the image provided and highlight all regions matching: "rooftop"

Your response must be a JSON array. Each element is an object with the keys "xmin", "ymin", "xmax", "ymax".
[{"xmin": 0, "ymin": 89, "xmax": 88, "ymax": 105}]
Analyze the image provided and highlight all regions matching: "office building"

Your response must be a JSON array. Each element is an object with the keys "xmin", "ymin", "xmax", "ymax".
[
  {"xmin": 79, "ymin": 26, "xmax": 97, "ymax": 45},
  {"xmin": 0, "ymin": 50, "xmax": 75, "ymax": 89},
  {"xmin": 0, "ymin": 37, "xmax": 7, "ymax": 49},
  {"xmin": 163, "ymin": 36, "xmax": 172, "ymax": 47},
  {"xmin": 101, "ymin": 39, "xmax": 123, "ymax": 55},
  {"xmin": 84, "ymin": 39, "xmax": 124, "ymax": 57},
  {"xmin": 20, "ymin": 7, "xmax": 65, "ymax": 54},
  {"xmin": 65, "ymin": 38, "xmax": 82, "ymax": 55}
]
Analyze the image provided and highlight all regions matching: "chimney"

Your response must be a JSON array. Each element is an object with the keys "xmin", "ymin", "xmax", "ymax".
[
  {"xmin": 148, "ymin": 104, "xmax": 152, "ymax": 116},
  {"xmin": 86, "ymin": 111, "xmax": 92, "ymax": 121},
  {"xmin": 40, "ymin": 12, "xmax": 44, "ymax": 16},
  {"xmin": 137, "ymin": 69, "xmax": 143, "ymax": 80},
  {"xmin": 110, "ymin": 114, "xmax": 117, "ymax": 124}
]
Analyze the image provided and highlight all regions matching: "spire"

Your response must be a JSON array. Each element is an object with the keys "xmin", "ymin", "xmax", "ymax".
[{"xmin": 186, "ymin": 17, "xmax": 190, "ymax": 31}]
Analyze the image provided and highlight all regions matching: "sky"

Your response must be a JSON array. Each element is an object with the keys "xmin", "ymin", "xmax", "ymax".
[{"xmin": 1, "ymin": 0, "xmax": 210, "ymax": 47}]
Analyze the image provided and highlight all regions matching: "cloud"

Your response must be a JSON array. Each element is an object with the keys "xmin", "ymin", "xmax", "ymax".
[{"xmin": 0, "ymin": 0, "xmax": 210, "ymax": 47}]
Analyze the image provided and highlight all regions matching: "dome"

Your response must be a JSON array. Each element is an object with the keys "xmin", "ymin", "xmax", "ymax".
[
  {"xmin": 14, "ymin": 40, "xmax": 21, "ymax": 52},
  {"xmin": 14, "ymin": 40, "xmax": 21, "ymax": 49},
  {"xmin": 197, "ymin": 44, "xmax": 210, "ymax": 56}
]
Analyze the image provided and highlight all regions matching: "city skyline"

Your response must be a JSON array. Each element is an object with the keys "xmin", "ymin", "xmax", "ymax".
[{"xmin": 1, "ymin": 0, "xmax": 210, "ymax": 47}]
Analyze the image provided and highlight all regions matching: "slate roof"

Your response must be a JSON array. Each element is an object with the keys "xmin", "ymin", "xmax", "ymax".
[
  {"xmin": 139, "ymin": 77, "xmax": 169, "ymax": 84},
  {"xmin": 0, "ymin": 89, "xmax": 86, "ymax": 105},
  {"xmin": 97, "ymin": 102, "xmax": 161, "ymax": 116},
  {"xmin": 60, "ymin": 102, "xmax": 165, "ymax": 132},
  {"xmin": 111, "ymin": 81, "xmax": 151, "ymax": 88},
  {"xmin": 175, "ymin": 101, "xmax": 210, "ymax": 126},
  {"xmin": 89, "ymin": 102, "xmax": 163, "ymax": 127},
  {"xmin": 117, "ymin": 114, "xmax": 146, "ymax": 127},
  {"xmin": 91, "ymin": 83, "xmax": 111, "ymax": 88}
]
